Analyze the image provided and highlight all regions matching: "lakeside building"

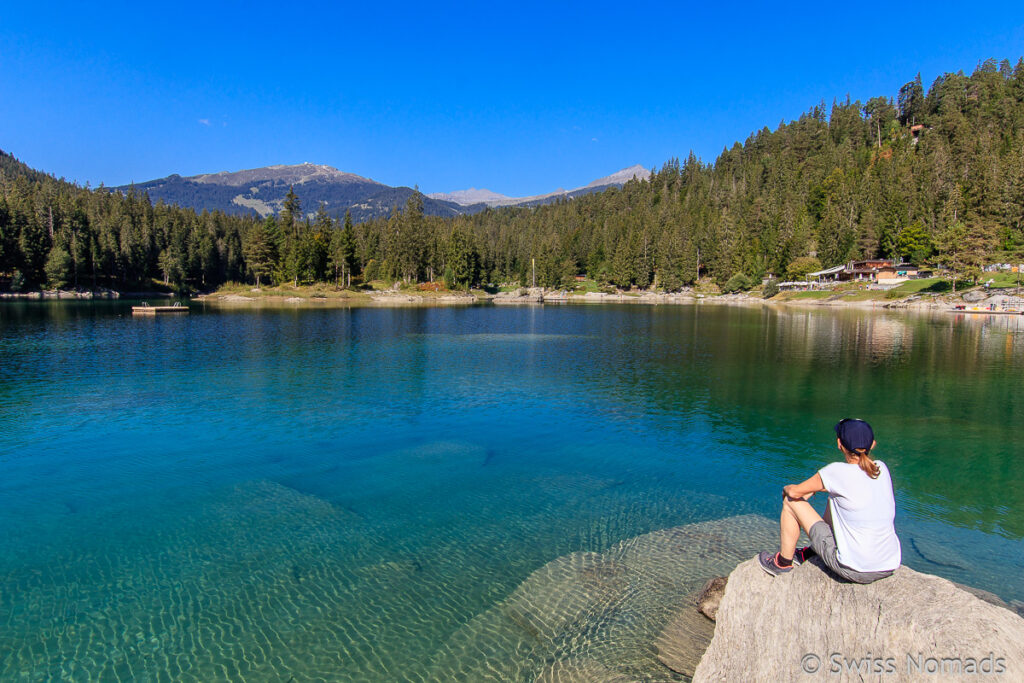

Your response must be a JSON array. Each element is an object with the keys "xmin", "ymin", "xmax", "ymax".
[
  {"xmin": 777, "ymin": 281, "xmax": 817, "ymax": 291},
  {"xmin": 807, "ymin": 264, "xmax": 847, "ymax": 283},
  {"xmin": 876, "ymin": 264, "xmax": 920, "ymax": 284},
  {"xmin": 807, "ymin": 260, "xmax": 920, "ymax": 287}
]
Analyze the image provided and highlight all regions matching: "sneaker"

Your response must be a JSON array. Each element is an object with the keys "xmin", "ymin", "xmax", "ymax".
[
  {"xmin": 793, "ymin": 545, "xmax": 817, "ymax": 565},
  {"xmin": 758, "ymin": 551, "xmax": 794, "ymax": 576}
]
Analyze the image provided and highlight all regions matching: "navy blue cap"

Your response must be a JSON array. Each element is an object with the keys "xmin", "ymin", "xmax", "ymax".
[{"xmin": 835, "ymin": 418, "xmax": 874, "ymax": 452}]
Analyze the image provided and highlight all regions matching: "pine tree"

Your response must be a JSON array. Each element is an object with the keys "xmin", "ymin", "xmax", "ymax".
[
  {"xmin": 611, "ymin": 234, "xmax": 636, "ymax": 289},
  {"xmin": 894, "ymin": 223, "xmax": 931, "ymax": 263},
  {"xmin": 243, "ymin": 221, "xmax": 276, "ymax": 287},
  {"xmin": 339, "ymin": 210, "xmax": 357, "ymax": 285},
  {"xmin": 44, "ymin": 245, "xmax": 72, "ymax": 289},
  {"xmin": 0, "ymin": 197, "xmax": 15, "ymax": 275},
  {"xmin": 898, "ymin": 73, "xmax": 925, "ymax": 125},
  {"xmin": 310, "ymin": 203, "xmax": 332, "ymax": 281},
  {"xmin": 445, "ymin": 226, "xmax": 479, "ymax": 289},
  {"xmin": 656, "ymin": 230, "xmax": 683, "ymax": 292},
  {"xmin": 280, "ymin": 187, "xmax": 301, "ymax": 239},
  {"xmin": 394, "ymin": 193, "xmax": 424, "ymax": 283}
]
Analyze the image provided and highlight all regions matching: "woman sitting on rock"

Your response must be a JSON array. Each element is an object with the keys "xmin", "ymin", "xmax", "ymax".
[{"xmin": 758, "ymin": 418, "xmax": 901, "ymax": 583}]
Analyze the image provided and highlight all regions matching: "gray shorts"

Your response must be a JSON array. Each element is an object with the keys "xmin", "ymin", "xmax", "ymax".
[{"xmin": 808, "ymin": 521, "xmax": 895, "ymax": 584}]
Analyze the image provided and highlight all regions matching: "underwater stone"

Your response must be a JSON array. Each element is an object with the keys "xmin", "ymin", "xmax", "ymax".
[{"xmin": 695, "ymin": 576, "xmax": 728, "ymax": 621}]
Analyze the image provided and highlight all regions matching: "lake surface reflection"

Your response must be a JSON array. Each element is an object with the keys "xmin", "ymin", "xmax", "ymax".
[{"xmin": 1, "ymin": 302, "xmax": 1021, "ymax": 680}]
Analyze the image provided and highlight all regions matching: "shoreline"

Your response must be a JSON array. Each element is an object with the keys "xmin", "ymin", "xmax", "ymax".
[
  {"xmin": 0, "ymin": 288, "xmax": 125, "ymax": 300},
  {"xmin": 191, "ymin": 288, "xmax": 1003, "ymax": 315},
  {"xmin": 5, "ymin": 285, "xmax": 1021, "ymax": 317}
]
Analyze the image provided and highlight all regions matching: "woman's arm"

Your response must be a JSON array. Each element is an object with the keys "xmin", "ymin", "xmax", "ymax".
[{"xmin": 783, "ymin": 473, "xmax": 825, "ymax": 501}]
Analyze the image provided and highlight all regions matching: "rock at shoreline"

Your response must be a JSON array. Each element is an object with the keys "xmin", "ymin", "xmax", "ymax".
[
  {"xmin": 1, "ymin": 288, "xmax": 119, "ymax": 299},
  {"xmin": 962, "ymin": 289, "xmax": 988, "ymax": 303},
  {"xmin": 493, "ymin": 287, "xmax": 544, "ymax": 303},
  {"xmin": 370, "ymin": 293, "xmax": 417, "ymax": 303},
  {"xmin": 692, "ymin": 557, "xmax": 1024, "ymax": 682},
  {"xmin": 953, "ymin": 582, "xmax": 1020, "ymax": 613},
  {"xmin": 695, "ymin": 576, "xmax": 728, "ymax": 621}
]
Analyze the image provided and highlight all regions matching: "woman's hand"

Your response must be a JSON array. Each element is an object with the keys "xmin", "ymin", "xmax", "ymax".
[
  {"xmin": 781, "ymin": 474, "xmax": 825, "ymax": 501},
  {"xmin": 783, "ymin": 484, "xmax": 813, "ymax": 501}
]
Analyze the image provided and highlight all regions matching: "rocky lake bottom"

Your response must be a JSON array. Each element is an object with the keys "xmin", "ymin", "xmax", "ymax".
[{"xmin": 1, "ymin": 302, "xmax": 1021, "ymax": 680}]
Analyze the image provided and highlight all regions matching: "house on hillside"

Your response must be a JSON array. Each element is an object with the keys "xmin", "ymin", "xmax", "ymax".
[
  {"xmin": 807, "ymin": 259, "xmax": 920, "ymax": 285},
  {"xmin": 807, "ymin": 264, "xmax": 847, "ymax": 283},
  {"xmin": 876, "ymin": 263, "xmax": 919, "ymax": 284},
  {"xmin": 845, "ymin": 260, "xmax": 889, "ymax": 282},
  {"xmin": 853, "ymin": 258, "xmax": 892, "ymax": 270}
]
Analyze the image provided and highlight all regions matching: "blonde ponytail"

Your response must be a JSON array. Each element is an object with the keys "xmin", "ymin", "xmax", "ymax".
[{"xmin": 854, "ymin": 448, "xmax": 880, "ymax": 479}]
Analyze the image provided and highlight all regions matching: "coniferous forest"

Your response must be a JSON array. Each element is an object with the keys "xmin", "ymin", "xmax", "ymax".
[{"xmin": 2, "ymin": 58, "xmax": 1023, "ymax": 294}]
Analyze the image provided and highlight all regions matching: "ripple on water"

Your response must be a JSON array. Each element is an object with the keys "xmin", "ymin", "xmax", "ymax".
[
  {"xmin": 423, "ymin": 514, "xmax": 777, "ymax": 682},
  {"xmin": 0, "ymin": 472, "xmax": 767, "ymax": 682}
]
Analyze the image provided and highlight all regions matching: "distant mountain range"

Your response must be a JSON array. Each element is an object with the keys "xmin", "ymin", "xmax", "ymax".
[
  {"xmin": 427, "ymin": 164, "xmax": 651, "ymax": 208},
  {"xmin": 114, "ymin": 163, "xmax": 650, "ymax": 222}
]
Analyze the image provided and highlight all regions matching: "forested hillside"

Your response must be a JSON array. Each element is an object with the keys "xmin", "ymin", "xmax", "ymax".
[
  {"xmin": 2, "ymin": 58, "xmax": 1022, "ymax": 293},
  {"xmin": 0, "ymin": 151, "xmax": 253, "ymax": 291}
]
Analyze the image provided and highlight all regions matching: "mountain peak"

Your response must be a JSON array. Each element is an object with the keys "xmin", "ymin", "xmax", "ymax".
[
  {"xmin": 113, "ymin": 162, "xmax": 651, "ymax": 222},
  {"xmin": 584, "ymin": 164, "xmax": 651, "ymax": 189},
  {"xmin": 427, "ymin": 187, "xmax": 514, "ymax": 206},
  {"xmin": 114, "ymin": 163, "xmax": 458, "ymax": 222},
  {"xmin": 191, "ymin": 163, "xmax": 376, "ymax": 187},
  {"xmin": 432, "ymin": 165, "xmax": 649, "ymax": 207}
]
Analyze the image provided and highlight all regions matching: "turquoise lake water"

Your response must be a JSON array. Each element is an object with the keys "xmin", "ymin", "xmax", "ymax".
[{"xmin": 1, "ymin": 301, "xmax": 1022, "ymax": 680}]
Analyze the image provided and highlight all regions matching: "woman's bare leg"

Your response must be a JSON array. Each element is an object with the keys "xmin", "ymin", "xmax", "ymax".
[{"xmin": 779, "ymin": 497, "xmax": 824, "ymax": 560}]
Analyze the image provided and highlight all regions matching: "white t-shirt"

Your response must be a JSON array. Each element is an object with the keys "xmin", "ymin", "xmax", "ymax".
[{"xmin": 818, "ymin": 460, "xmax": 901, "ymax": 573}]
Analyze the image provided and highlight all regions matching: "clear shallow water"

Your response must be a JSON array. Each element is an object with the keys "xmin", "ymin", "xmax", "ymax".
[{"xmin": 1, "ymin": 301, "xmax": 1022, "ymax": 680}]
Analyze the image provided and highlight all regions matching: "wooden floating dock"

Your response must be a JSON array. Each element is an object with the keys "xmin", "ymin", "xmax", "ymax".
[{"xmin": 132, "ymin": 304, "xmax": 189, "ymax": 315}]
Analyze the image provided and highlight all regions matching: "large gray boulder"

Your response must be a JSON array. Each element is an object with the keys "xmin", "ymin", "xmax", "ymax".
[
  {"xmin": 693, "ymin": 557, "xmax": 1024, "ymax": 682},
  {"xmin": 492, "ymin": 287, "xmax": 544, "ymax": 303}
]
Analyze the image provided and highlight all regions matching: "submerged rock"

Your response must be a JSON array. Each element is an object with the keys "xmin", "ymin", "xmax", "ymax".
[
  {"xmin": 425, "ymin": 514, "xmax": 777, "ymax": 681},
  {"xmin": 695, "ymin": 576, "xmax": 728, "ymax": 621},
  {"xmin": 692, "ymin": 557, "xmax": 1024, "ymax": 682},
  {"xmin": 654, "ymin": 602, "xmax": 717, "ymax": 678},
  {"xmin": 534, "ymin": 657, "xmax": 636, "ymax": 683}
]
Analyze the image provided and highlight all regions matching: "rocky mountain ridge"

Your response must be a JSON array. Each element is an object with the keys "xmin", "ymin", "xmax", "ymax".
[
  {"xmin": 428, "ymin": 164, "xmax": 651, "ymax": 207},
  {"xmin": 114, "ymin": 162, "xmax": 650, "ymax": 222},
  {"xmin": 114, "ymin": 162, "xmax": 460, "ymax": 223}
]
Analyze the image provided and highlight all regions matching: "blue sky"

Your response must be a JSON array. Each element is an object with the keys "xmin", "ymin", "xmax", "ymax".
[{"xmin": 2, "ymin": 2, "xmax": 1023, "ymax": 196}]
